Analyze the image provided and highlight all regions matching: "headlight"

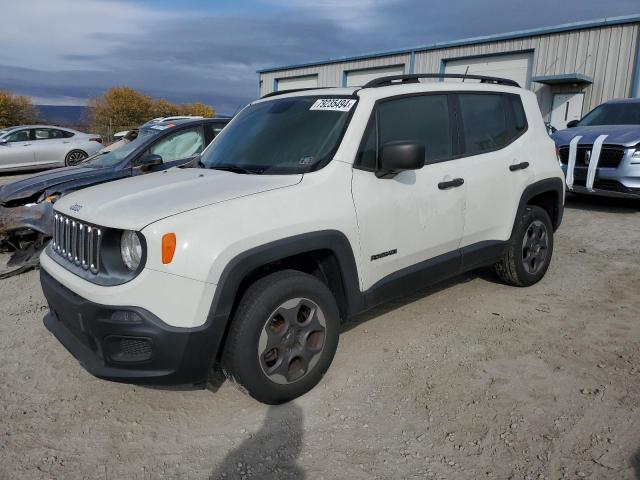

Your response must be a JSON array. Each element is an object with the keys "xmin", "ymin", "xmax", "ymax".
[
  {"xmin": 37, "ymin": 192, "xmax": 60, "ymax": 203},
  {"xmin": 120, "ymin": 230, "xmax": 142, "ymax": 271},
  {"xmin": 631, "ymin": 148, "xmax": 640, "ymax": 164}
]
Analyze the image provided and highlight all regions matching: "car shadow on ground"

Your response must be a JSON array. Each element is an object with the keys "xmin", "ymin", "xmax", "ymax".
[
  {"xmin": 564, "ymin": 192, "xmax": 639, "ymax": 214},
  {"xmin": 632, "ymin": 446, "xmax": 640, "ymax": 480},
  {"xmin": 209, "ymin": 403, "xmax": 306, "ymax": 480}
]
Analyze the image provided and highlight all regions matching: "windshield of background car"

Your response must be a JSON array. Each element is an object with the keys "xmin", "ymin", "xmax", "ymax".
[
  {"xmin": 578, "ymin": 103, "xmax": 640, "ymax": 126},
  {"xmin": 199, "ymin": 96, "xmax": 357, "ymax": 174},
  {"xmin": 84, "ymin": 127, "xmax": 161, "ymax": 168}
]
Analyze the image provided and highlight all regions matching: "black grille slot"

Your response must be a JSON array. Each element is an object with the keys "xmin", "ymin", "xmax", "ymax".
[
  {"xmin": 52, "ymin": 213, "xmax": 102, "ymax": 274},
  {"xmin": 558, "ymin": 146, "xmax": 625, "ymax": 169}
]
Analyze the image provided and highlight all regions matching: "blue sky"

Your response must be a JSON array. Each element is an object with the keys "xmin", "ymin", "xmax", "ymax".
[{"xmin": 0, "ymin": 0, "xmax": 638, "ymax": 114}]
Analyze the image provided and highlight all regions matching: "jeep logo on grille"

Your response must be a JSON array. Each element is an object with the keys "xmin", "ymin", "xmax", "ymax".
[
  {"xmin": 69, "ymin": 203, "xmax": 82, "ymax": 212},
  {"xmin": 584, "ymin": 150, "xmax": 591, "ymax": 166}
]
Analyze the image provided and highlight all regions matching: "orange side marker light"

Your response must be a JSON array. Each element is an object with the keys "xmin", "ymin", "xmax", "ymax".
[{"xmin": 162, "ymin": 233, "xmax": 176, "ymax": 264}]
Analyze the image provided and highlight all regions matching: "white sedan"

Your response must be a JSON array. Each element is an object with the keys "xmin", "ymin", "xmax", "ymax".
[{"xmin": 0, "ymin": 125, "xmax": 103, "ymax": 172}]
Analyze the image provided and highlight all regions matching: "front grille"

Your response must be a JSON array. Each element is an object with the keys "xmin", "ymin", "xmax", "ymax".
[
  {"xmin": 559, "ymin": 146, "xmax": 625, "ymax": 168},
  {"xmin": 52, "ymin": 213, "xmax": 102, "ymax": 274}
]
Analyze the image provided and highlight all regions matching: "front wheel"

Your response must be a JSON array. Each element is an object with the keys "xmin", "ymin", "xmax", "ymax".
[
  {"xmin": 222, "ymin": 270, "xmax": 340, "ymax": 404},
  {"xmin": 495, "ymin": 205, "xmax": 554, "ymax": 287}
]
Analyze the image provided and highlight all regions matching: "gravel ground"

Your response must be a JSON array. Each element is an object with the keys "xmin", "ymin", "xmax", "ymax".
[{"xmin": 1, "ymin": 194, "xmax": 639, "ymax": 480}]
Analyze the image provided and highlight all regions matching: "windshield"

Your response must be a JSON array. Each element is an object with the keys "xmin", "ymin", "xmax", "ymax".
[
  {"xmin": 578, "ymin": 103, "xmax": 640, "ymax": 126},
  {"xmin": 199, "ymin": 96, "xmax": 357, "ymax": 174},
  {"xmin": 84, "ymin": 127, "xmax": 160, "ymax": 168}
]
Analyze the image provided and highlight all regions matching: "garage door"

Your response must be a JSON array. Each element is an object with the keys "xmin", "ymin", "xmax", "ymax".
[
  {"xmin": 444, "ymin": 52, "xmax": 532, "ymax": 88},
  {"xmin": 345, "ymin": 65, "xmax": 405, "ymax": 87},
  {"xmin": 275, "ymin": 75, "xmax": 319, "ymax": 91}
]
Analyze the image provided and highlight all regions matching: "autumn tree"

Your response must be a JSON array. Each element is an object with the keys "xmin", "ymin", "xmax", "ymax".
[
  {"xmin": 89, "ymin": 87, "xmax": 216, "ymax": 140},
  {"xmin": 0, "ymin": 90, "xmax": 40, "ymax": 128}
]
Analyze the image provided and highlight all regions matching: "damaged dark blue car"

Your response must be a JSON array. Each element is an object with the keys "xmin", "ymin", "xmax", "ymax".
[{"xmin": 0, "ymin": 117, "xmax": 230, "ymax": 277}]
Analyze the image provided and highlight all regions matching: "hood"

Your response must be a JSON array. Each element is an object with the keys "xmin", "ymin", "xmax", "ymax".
[
  {"xmin": 54, "ymin": 167, "xmax": 303, "ymax": 230},
  {"xmin": 552, "ymin": 125, "xmax": 640, "ymax": 148},
  {"xmin": 0, "ymin": 166, "xmax": 127, "ymax": 205}
]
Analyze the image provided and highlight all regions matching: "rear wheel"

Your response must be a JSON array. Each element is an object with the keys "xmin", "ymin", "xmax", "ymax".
[
  {"xmin": 222, "ymin": 270, "xmax": 340, "ymax": 404},
  {"xmin": 495, "ymin": 205, "xmax": 554, "ymax": 287},
  {"xmin": 65, "ymin": 150, "xmax": 87, "ymax": 166}
]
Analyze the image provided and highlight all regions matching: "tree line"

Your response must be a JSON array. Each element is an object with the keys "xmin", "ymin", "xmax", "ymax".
[{"xmin": 0, "ymin": 87, "xmax": 216, "ymax": 139}]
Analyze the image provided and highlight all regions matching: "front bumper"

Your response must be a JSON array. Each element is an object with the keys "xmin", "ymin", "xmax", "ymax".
[
  {"xmin": 41, "ymin": 268, "xmax": 221, "ymax": 385},
  {"xmin": 560, "ymin": 165, "xmax": 640, "ymax": 199},
  {"xmin": 0, "ymin": 202, "xmax": 53, "ymax": 236}
]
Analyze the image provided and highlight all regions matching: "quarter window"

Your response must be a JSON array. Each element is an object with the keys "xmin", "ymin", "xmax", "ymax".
[
  {"xmin": 509, "ymin": 96, "xmax": 527, "ymax": 132},
  {"xmin": 356, "ymin": 117, "xmax": 377, "ymax": 169}
]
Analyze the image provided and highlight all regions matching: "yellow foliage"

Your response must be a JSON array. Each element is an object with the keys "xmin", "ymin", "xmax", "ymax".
[
  {"xmin": 89, "ymin": 87, "xmax": 216, "ymax": 138},
  {"xmin": 0, "ymin": 90, "xmax": 40, "ymax": 128}
]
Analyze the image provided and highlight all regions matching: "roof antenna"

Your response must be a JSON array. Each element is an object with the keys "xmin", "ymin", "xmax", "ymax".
[{"xmin": 462, "ymin": 66, "xmax": 469, "ymax": 83}]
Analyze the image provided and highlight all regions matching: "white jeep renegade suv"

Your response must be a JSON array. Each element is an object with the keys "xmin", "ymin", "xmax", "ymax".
[{"xmin": 40, "ymin": 74, "xmax": 564, "ymax": 404}]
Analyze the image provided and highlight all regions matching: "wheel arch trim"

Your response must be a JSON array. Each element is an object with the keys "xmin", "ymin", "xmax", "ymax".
[
  {"xmin": 511, "ymin": 177, "xmax": 564, "ymax": 238},
  {"xmin": 205, "ymin": 230, "xmax": 363, "ymax": 359}
]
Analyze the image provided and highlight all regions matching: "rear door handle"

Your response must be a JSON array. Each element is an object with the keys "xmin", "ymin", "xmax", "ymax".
[
  {"xmin": 438, "ymin": 178, "xmax": 464, "ymax": 190},
  {"xmin": 509, "ymin": 161, "xmax": 529, "ymax": 171}
]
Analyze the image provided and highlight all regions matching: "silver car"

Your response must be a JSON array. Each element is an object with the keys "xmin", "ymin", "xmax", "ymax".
[
  {"xmin": 552, "ymin": 99, "xmax": 640, "ymax": 198},
  {"xmin": 0, "ymin": 125, "xmax": 103, "ymax": 172}
]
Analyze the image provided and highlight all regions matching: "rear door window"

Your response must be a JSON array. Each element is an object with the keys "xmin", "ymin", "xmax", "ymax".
[{"xmin": 458, "ymin": 93, "xmax": 527, "ymax": 156}]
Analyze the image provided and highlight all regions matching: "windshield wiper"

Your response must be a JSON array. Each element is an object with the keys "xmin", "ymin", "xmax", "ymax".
[{"xmin": 210, "ymin": 165, "xmax": 263, "ymax": 174}]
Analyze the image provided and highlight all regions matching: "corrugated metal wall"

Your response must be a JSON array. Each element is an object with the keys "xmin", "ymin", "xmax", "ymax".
[
  {"xmin": 259, "ymin": 22, "xmax": 639, "ymax": 118},
  {"xmin": 259, "ymin": 54, "xmax": 411, "ymax": 96},
  {"xmin": 414, "ymin": 22, "xmax": 639, "ymax": 118}
]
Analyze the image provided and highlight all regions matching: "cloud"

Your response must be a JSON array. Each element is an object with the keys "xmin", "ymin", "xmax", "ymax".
[
  {"xmin": 262, "ymin": 0, "xmax": 402, "ymax": 30},
  {"xmin": 0, "ymin": 0, "xmax": 638, "ymax": 114}
]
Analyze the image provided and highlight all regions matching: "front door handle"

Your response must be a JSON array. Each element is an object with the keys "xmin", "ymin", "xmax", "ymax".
[
  {"xmin": 438, "ymin": 178, "xmax": 464, "ymax": 190},
  {"xmin": 509, "ymin": 161, "xmax": 530, "ymax": 171}
]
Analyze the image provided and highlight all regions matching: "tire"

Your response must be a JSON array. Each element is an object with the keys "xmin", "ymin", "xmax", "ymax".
[
  {"xmin": 221, "ymin": 269, "xmax": 340, "ymax": 404},
  {"xmin": 65, "ymin": 150, "xmax": 88, "ymax": 166},
  {"xmin": 495, "ymin": 206, "xmax": 554, "ymax": 287}
]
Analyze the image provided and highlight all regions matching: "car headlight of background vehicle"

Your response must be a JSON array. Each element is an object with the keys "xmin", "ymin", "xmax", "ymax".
[
  {"xmin": 121, "ymin": 230, "xmax": 143, "ymax": 271},
  {"xmin": 631, "ymin": 146, "xmax": 640, "ymax": 164},
  {"xmin": 37, "ymin": 192, "xmax": 61, "ymax": 204}
]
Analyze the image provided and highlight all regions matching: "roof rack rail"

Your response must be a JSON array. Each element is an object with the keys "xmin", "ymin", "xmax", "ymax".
[
  {"xmin": 261, "ymin": 87, "xmax": 334, "ymax": 99},
  {"xmin": 362, "ymin": 73, "xmax": 520, "ymax": 88}
]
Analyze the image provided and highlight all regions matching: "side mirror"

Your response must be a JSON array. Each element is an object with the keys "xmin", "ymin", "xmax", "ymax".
[
  {"xmin": 0, "ymin": 138, "xmax": 8, "ymax": 145},
  {"xmin": 566, "ymin": 120, "xmax": 580, "ymax": 128},
  {"xmin": 376, "ymin": 141, "xmax": 425, "ymax": 179},
  {"xmin": 137, "ymin": 153, "xmax": 163, "ymax": 170}
]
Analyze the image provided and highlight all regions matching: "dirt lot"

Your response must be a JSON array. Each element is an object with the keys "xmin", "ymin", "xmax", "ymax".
[{"xmin": 1, "ymin": 194, "xmax": 639, "ymax": 480}]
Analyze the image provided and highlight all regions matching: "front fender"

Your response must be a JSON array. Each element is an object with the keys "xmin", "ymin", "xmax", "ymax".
[{"xmin": 202, "ymin": 230, "xmax": 362, "ymax": 361}]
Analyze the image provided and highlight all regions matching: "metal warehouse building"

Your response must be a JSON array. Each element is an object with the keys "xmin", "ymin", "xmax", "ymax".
[{"xmin": 258, "ymin": 15, "xmax": 640, "ymax": 130}]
